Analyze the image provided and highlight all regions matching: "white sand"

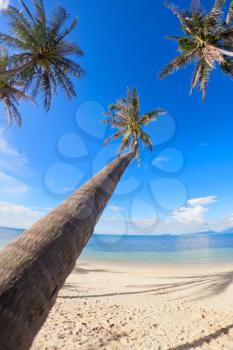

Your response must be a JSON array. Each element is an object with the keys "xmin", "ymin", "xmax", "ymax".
[{"xmin": 31, "ymin": 261, "xmax": 233, "ymax": 349}]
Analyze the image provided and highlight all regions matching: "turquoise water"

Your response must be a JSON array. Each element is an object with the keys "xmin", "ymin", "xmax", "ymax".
[
  {"xmin": 0, "ymin": 226, "xmax": 24, "ymax": 249},
  {"xmin": 1, "ymin": 227, "xmax": 233, "ymax": 265},
  {"xmin": 81, "ymin": 233, "xmax": 233, "ymax": 264}
]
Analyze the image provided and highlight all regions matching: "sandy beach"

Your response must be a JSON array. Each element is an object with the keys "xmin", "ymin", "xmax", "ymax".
[{"xmin": 31, "ymin": 261, "xmax": 233, "ymax": 350}]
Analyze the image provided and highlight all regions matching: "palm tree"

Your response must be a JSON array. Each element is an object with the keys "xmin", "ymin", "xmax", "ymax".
[
  {"xmin": 103, "ymin": 87, "xmax": 166, "ymax": 164},
  {"xmin": 0, "ymin": 88, "xmax": 165, "ymax": 350},
  {"xmin": 159, "ymin": 0, "xmax": 233, "ymax": 100},
  {"xmin": 0, "ymin": 51, "xmax": 31, "ymax": 126},
  {"xmin": 0, "ymin": 0, "xmax": 84, "ymax": 111}
]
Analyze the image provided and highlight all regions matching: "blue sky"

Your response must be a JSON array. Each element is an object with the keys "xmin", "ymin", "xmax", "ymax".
[{"xmin": 0, "ymin": 0, "xmax": 233, "ymax": 234}]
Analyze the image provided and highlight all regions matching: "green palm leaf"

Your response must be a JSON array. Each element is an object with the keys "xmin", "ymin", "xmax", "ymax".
[
  {"xmin": 160, "ymin": 0, "xmax": 233, "ymax": 100},
  {"xmin": 0, "ymin": 48, "xmax": 33, "ymax": 127},
  {"xmin": 0, "ymin": 0, "xmax": 84, "ymax": 111},
  {"xmin": 0, "ymin": 68, "xmax": 33, "ymax": 126},
  {"xmin": 103, "ymin": 88, "xmax": 166, "ymax": 165},
  {"xmin": 159, "ymin": 51, "xmax": 197, "ymax": 79}
]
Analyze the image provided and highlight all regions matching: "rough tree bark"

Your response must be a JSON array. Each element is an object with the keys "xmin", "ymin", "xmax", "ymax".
[{"xmin": 0, "ymin": 151, "xmax": 134, "ymax": 350}]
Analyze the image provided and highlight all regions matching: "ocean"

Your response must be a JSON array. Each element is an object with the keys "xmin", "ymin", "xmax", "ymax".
[{"xmin": 1, "ymin": 226, "xmax": 233, "ymax": 265}]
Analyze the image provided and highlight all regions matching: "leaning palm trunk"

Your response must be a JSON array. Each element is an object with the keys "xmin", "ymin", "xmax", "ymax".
[{"xmin": 0, "ymin": 151, "xmax": 134, "ymax": 350}]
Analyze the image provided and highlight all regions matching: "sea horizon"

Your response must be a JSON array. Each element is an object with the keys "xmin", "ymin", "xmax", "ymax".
[{"xmin": 1, "ymin": 226, "xmax": 233, "ymax": 265}]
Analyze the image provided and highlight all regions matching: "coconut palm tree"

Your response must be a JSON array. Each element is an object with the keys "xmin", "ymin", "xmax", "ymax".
[
  {"xmin": 159, "ymin": 0, "xmax": 233, "ymax": 100},
  {"xmin": 0, "ymin": 51, "xmax": 31, "ymax": 126},
  {"xmin": 103, "ymin": 87, "xmax": 166, "ymax": 164},
  {"xmin": 0, "ymin": 0, "xmax": 84, "ymax": 111},
  {"xmin": 0, "ymin": 88, "xmax": 165, "ymax": 350}
]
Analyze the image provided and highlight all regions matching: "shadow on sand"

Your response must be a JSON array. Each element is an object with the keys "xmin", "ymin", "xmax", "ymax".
[
  {"xmin": 167, "ymin": 323, "xmax": 233, "ymax": 350},
  {"xmin": 60, "ymin": 269, "xmax": 233, "ymax": 301},
  {"xmin": 59, "ymin": 268, "xmax": 233, "ymax": 348},
  {"xmin": 72, "ymin": 266, "xmax": 125, "ymax": 275}
]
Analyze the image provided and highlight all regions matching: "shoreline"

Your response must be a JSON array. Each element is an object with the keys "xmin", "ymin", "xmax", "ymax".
[
  {"xmin": 79, "ymin": 256, "xmax": 233, "ymax": 269},
  {"xmin": 32, "ymin": 260, "xmax": 233, "ymax": 349}
]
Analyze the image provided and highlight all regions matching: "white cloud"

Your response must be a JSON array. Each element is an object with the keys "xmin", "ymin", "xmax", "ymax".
[
  {"xmin": 152, "ymin": 156, "xmax": 170, "ymax": 165},
  {"xmin": 187, "ymin": 196, "xmax": 218, "ymax": 207},
  {"xmin": 0, "ymin": 201, "xmax": 45, "ymax": 229},
  {"xmin": 95, "ymin": 211, "xmax": 233, "ymax": 236},
  {"xmin": 96, "ymin": 195, "xmax": 221, "ymax": 235},
  {"xmin": 172, "ymin": 195, "xmax": 217, "ymax": 225},
  {"xmin": 109, "ymin": 205, "xmax": 124, "ymax": 212},
  {"xmin": 95, "ymin": 213, "xmax": 210, "ymax": 235},
  {"xmin": 0, "ymin": 130, "xmax": 31, "ymax": 197},
  {"xmin": 0, "ymin": 171, "xmax": 28, "ymax": 195},
  {"xmin": 0, "ymin": 131, "xmax": 31, "ymax": 175},
  {"xmin": 172, "ymin": 205, "xmax": 208, "ymax": 224},
  {"xmin": 0, "ymin": 0, "xmax": 9, "ymax": 10},
  {"xmin": 0, "ymin": 132, "xmax": 51, "ymax": 229}
]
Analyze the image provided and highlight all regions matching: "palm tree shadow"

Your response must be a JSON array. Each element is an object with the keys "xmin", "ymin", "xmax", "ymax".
[
  {"xmin": 127, "ymin": 269, "xmax": 233, "ymax": 301},
  {"xmin": 72, "ymin": 266, "xmax": 125, "ymax": 275},
  {"xmin": 167, "ymin": 323, "xmax": 233, "ymax": 350},
  {"xmin": 73, "ymin": 267, "xmax": 109, "ymax": 275},
  {"xmin": 59, "ymin": 269, "xmax": 233, "ymax": 348},
  {"xmin": 60, "ymin": 286, "xmax": 166, "ymax": 299},
  {"xmin": 60, "ymin": 269, "xmax": 233, "ymax": 301}
]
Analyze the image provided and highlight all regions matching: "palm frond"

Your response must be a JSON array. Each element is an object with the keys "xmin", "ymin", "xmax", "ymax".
[
  {"xmin": 0, "ymin": 34, "xmax": 26, "ymax": 49},
  {"xmin": 4, "ymin": 98, "xmax": 22, "ymax": 127},
  {"xmin": 220, "ymin": 57, "xmax": 233, "ymax": 76},
  {"xmin": 164, "ymin": 2, "xmax": 184, "ymax": 20},
  {"xmin": 140, "ymin": 131, "xmax": 153, "ymax": 152},
  {"xmin": 159, "ymin": 51, "xmax": 197, "ymax": 79},
  {"xmin": 19, "ymin": 0, "xmax": 36, "ymax": 24},
  {"xmin": 53, "ymin": 57, "xmax": 85, "ymax": 78},
  {"xmin": 34, "ymin": 0, "xmax": 46, "ymax": 28},
  {"xmin": 48, "ymin": 6, "xmax": 68, "ymax": 41},
  {"xmin": 119, "ymin": 131, "xmax": 131, "ymax": 152},
  {"xmin": 102, "ymin": 118, "xmax": 127, "ymax": 128},
  {"xmin": 41, "ymin": 70, "xmax": 51, "ymax": 111},
  {"xmin": 5, "ymin": 5, "xmax": 38, "ymax": 46},
  {"xmin": 103, "ymin": 88, "xmax": 165, "ymax": 164},
  {"xmin": 199, "ymin": 61, "xmax": 212, "ymax": 100},
  {"xmin": 210, "ymin": 0, "xmax": 225, "ymax": 19},
  {"xmin": 139, "ymin": 109, "xmax": 166, "ymax": 125},
  {"xmin": 59, "ymin": 18, "xmax": 78, "ymax": 42},
  {"xmin": 190, "ymin": 60, "xmax": 202, "ymax": 94},
  {"xmin": 57, "ymin": 41, "xmax": 83, "ymax": 56},
  {"xmin": 0, "ymin": 84, "xmax": 31, "ymax": 126},
  {"xmin": 161, "ymin": 1, "xmax": 233, "ymax": 99},
  {"xmin": 104, "ymin": 130, "xmax": 126, "ymax": 145},
  {"xmin": 0, "ymin": 0, "xmax": 84, "ymax": 111},
  {"xmin": 226, "ymin": 1, "xmax": 233, "ymax": 23},
  {"xmin": 52, "ymin": 65, "xmax": 76, "ymax": 98}
]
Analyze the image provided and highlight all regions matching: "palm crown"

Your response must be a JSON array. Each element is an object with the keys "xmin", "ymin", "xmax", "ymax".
[
  {"xmin": 0, "ymin": 0, "xmax": 84, "ymax": 111},
  {"xmin": 0, "ymin": 51, "xmax": 31, "ymax": 126},
  {"xmin": 159, "ymin": 0, "xmax": 233, "ymax": 100},
  {"xmin": 103, "ymin": 88, "xmax": 166, "ymax": 164}
]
